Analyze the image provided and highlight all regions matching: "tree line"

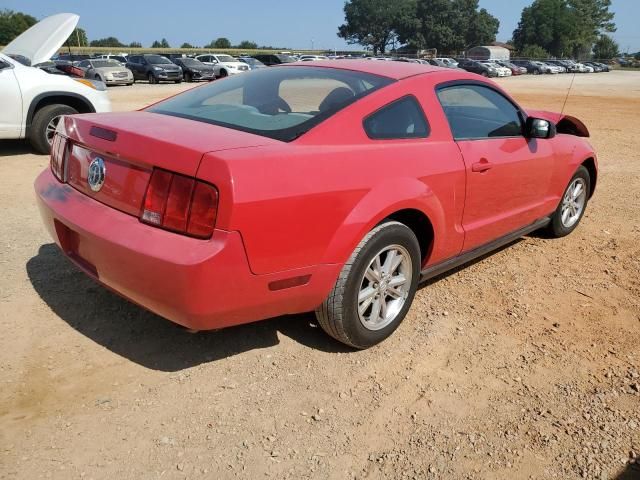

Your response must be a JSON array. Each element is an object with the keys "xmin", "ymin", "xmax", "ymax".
[{"xmin": 338, "ymin": 0, "xmax": 620, "ymax": 59}]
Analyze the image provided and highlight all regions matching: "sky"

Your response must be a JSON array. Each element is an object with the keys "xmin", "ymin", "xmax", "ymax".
[{"xmin": 2, "ymin": 0, "xmax": 639, "ymax": 52}]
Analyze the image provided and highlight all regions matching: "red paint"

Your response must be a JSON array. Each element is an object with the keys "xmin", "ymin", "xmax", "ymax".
[{"xmin": 35, "ymin": 62, "xmax": 597, "ymax": 330}]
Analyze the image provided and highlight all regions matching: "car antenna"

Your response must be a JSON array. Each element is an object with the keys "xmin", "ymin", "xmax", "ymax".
[{"xmin": 560, "ymin": 71, "xmax": 577, "ymax": 116}]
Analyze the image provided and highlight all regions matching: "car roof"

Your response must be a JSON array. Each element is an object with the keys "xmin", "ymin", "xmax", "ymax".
[{"xmin": 281, "ymin": 59, "xmax": 444, "ymax": 80}]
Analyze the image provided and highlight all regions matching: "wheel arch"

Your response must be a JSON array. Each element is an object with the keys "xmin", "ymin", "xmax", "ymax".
[
  {"xmin": 319, "ymin": 178, "xmax": 444, "ymax": 268},
  {"xmin": 581, "ymin": 157, "xmax": 597, "ymax": 198},
  {"xmin": 26, "ymin": 92, "xmax": 95, "ymax": 135}
]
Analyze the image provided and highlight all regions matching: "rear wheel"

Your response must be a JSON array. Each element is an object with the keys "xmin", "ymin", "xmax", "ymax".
[
  {"xmin": 184, "ymin": 72, "xmax": 192, "ymax": 82},
  {"xmin": 548, "ymin": 166, "xmax": 590, "ymax": 237},
  {"xmin": 148, "ymin": 73, "xmax": 157, "ymax": 84},
  {"xmin": 315, "ymin": 221, "xmax": 421, "ymax": 349},
  {"xmin": 29, "ymin": 104, "xmax": 78, "ymax": 154}
]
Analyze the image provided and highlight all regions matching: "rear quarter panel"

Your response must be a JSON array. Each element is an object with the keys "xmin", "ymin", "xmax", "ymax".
[{"xmin": 201, "ymin": 74, "xmax": 467, "ymax": 275}]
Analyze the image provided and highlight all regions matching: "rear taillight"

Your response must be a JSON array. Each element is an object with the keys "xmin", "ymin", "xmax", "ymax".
[
  {"xmin": 141, "ymin": 169, "xmax": 219, "ymax": 239},
  {"xmin": 50, "ymin": 135, "xmax": 68, "ymax": 181}
]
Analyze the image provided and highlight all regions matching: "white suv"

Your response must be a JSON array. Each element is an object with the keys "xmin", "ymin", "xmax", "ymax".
[
  {"xmin": 0, "ymin": 13, "xmax": 111, "ymax": 153},
  {"xmin": 195, "ymin": 54, "xmax": 250, "ymax": 77}
]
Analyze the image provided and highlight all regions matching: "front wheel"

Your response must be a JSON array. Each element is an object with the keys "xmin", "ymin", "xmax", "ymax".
[
  {"xmin": 29, "ymin": 104, "xmax": 78, "ymax": 154},
  {"xmin": 315, "ymin": 221, "xmax": 421, "ymax": 349},
  {"xmin": 548, "ymin": 166, "xmax": 590, "ymax": 237},
  {"xmin": 148, "ymin": 73, "xmax": 157, "ymax": 84}
]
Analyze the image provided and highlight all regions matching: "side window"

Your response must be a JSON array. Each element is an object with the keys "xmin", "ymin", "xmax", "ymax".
[
  {"xmin": 78, "ymin": 60, "xmax": 90, "ymax": 68},
  {"xmin": 129, "ymin": 56, "xmax": 139, "ymax": 64},
  {"xmin": 436, "ymin": 84, "xmax": 523, "ymax": 139},
  {"xmin": 364, "ymin": 96, "xmax": 430, "ymax": 140}
]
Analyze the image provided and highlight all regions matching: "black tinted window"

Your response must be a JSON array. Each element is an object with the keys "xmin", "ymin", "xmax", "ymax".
[
  {"xmin": 437, "ymin": 84, "xmax": 523, "ymax": 139},
  {"xmin": 364, "ymin": 96, "xmax": 429, "ymax": 140}
]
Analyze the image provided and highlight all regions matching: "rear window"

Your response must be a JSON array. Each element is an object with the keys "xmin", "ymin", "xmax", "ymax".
[{"xmin": 148, "ymin": 66, "xmax": 394, "ymax": 141}]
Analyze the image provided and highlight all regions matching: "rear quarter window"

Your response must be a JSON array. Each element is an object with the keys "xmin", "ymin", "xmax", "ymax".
[{"xmin": 363, "ymin": 96, "xmax": 430, "ymax": 140}]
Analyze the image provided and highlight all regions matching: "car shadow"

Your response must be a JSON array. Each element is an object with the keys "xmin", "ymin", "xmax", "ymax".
[
  {"xmin": 26, "ymin": 244, "xmax": 353, "ymax": 372},
  {"xmin": 0, "ymin": 139, "xmax": 38, "ymax": 156},
  {"xmin": 614, "ymin": 463, "xmax": 640, "ymax": 480}
]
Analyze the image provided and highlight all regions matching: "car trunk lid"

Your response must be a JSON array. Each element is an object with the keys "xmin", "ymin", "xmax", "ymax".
[{"xmin": 58, "ymin": 111, "xmax": 273, "ymax": 217}]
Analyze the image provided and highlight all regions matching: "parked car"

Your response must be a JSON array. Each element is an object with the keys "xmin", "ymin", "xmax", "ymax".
[
  {"xmin": 423, "ymin": 58, "xmax": 452, "ymax": 68},
  {"xmin": 54, "ymin": 53, "xmax": 91, "ymax": 63},
  {"xmin": 35, "ymin": 61, "xmax": 597, "ymax": 348},
  {"xmin": 97, "ymin": 54, "xmax": 128, "ymax": 65},
  {"xmin": 171, "ymin": 57, "xmax": 215, "ymax": 82},
  {"xmin": 511, "ymin": 60, "xmax": 544, "ymax": 75},
  {"xmin": 583, "ymin": 62, "xmax": 604, "ymax": 72},
  {"xmin": 126, "ymin": 54, "xmax": 182, "ymax": 84},
  {"xmin": 532, "ymin": 61, "xmax": 560, "ymax": 74},
  {"xmin": 238, "ymin": 57, "xmax": 267, "ymax": 70},
  {"xmin": 53, "ymin": 60, "xmax": 85, "ymax": 77},
  {"xmin": 544, "ymin": 60, "xmax": 568, "ymax": 73},
  {"xmin": 436, "ymin": 57, "xmax": 459, "ymax": 68},
  {"xmin": 251, "ymin": 53, "xmax": 296, "ymax": 66},
  {"xmin": 195, "ymin": 54, "xmax": 249, "ymax": 77},
  {"xmin": 479, "ymin": 61, "xmax": 512, "ymax": 77},
  {"xmin": 299, "ymin": 55, "xmax": 329, "ymax": 61},
  {"xmin": 77, "ymin": 59, "xmax": 134, "ymax": 86},
  {"xmin": 457, "ymin": 58, "xmax": 498, "ymax": 77},
  {"xmin": 495, "ymin": 60, "xmax": 525, "ymax": 75},
  {"xmin": 0, "ymin": 13, "xmax": 110, "ymax": 154}
]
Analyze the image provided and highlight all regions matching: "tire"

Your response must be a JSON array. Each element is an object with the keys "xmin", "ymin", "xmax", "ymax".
[
  {"xmin": 315, "ymin": 221, "xmax": 421, "ymax": 349},
  {"xmin": 174, "ymin": 79, "xmax": 182, "ymax": 84},
  {"xmin": 219, "ymin": 69, "xmax": 228, "ymax": 78},
  {"xmin": 29, "ymin": 104, "xmax": 78, "ymax": 155},
  {"xmin": 533, "ymin": 69, "xmax": 540, "ymax": 75},
  {"xmin": 481, "ymin": 71, "xmax": 488, "ymax": 77},
  {"xmin": 148, "ymin": 73, "xmax": 157, "ymax": 84},
  {"xmin": 184, "ymin": 72, "xmax": 192, "ymax": 83},
  {"xmin": 547, "ymin": 166, "xmax": 591, "ymax": 238}
]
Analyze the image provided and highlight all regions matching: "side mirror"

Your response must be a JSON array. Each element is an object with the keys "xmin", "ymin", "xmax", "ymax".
[{"xmin": 525, "ymin": 117, "xmax": 556, "ymax": 139}]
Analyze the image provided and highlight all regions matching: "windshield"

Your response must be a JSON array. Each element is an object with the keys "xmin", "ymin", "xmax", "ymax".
[
  {"xmin": 148, "ymin": 66, "xmax": 393, "ymax": 141},
  {"xmin": 215, "ymin": 55, "xmax": 236, "ymax": 63},
  {"xmin": 92, "ymin": 60, "xmax": 120, "ymax": 68},
  {"xmin": 146, "ymin": 55, "xmax": 172, "ymax": 64}
]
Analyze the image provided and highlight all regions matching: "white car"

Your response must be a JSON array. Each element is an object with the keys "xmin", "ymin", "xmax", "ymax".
[
  {"xmin": 0, "ymin": 13, "xmax": 110, "ymax": 154},
  {"xmin": 480, "ymin": 61, "xmax": 512, "ymax": 77},
  {"xmin": 436, "ymin": 57, "xmax": 459, "ymax": 68},
  {"xmin": 532, "ymin": 61, "xmax": 559, "ymax": 74},
  {"xmin": 195, "ymin": 54, "xmax": 249, "ymax": 77},
  {"xmin": 299, "ymin": 55, "xmax": 329, "ymax": 61},
  {"xmin": 575, "ymin": 63, "xmax": 594, "ymax": 73}
]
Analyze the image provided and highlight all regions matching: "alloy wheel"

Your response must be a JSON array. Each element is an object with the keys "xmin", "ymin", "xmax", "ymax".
[
  {"xmin": 45, "ymin": 115, "xmax": 62, "ymax": 145},
  {"xmin": 357, "ymin": 245, "xmax": 413, "ymax": 331},
  {"xmin": 560, "ymin": 178, "xmax": 587, "ymax": 228}
]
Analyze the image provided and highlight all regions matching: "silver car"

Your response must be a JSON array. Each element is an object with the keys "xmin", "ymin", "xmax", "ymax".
[{"xmin": 78, "ymin": 59, "xmax": 134, "ymax": 86}]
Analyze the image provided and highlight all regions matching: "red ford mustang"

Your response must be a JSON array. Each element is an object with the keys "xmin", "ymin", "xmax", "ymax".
[{"xmin": 35, "ymin": 61, "xmax": 597, "ymax": 348}]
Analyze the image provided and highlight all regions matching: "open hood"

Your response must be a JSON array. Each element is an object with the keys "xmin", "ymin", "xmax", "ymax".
[{"xmin": 3, "ymin": 13, "xmax": 79, "ymax": 66}]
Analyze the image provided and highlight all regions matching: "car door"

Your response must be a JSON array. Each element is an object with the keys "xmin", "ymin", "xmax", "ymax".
[
  {"xmin": 436, "ymin": 83, "xmax": 554, "ymax": 251},
  {"xmin": 0, "ymin": 59, "xmax": 22, "ymax": 138}
]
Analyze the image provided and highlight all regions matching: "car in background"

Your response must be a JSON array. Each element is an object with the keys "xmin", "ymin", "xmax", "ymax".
[
  {"xmin": 511, "ymin": 60, "xmax": 544, "ymax": 75},
  {"xmin": 423, "ymin": 58, "xmax": 452, "ymax": 68},
  {"xmin": 299, "ymin": 55, "xmax": 329, "ymax": 61},
  {"xmin": 97, "ymin": 54, "xmax": 128, "ymax": 65},
  {"xmin": 436, "ymin": 57, "xmax": 459, "ymax": 68},
  {"xmin": 53, "ymin": 60, "xmax": 85, "ymax": 77},
  {"xmin": 583, "ymin": 62, "xmax": 605, "ymax": 72},
  {"xmin": 251, "ymin": 53, "xmax": 296, "ymax": 66},
  {"xmin": 532, "ymin": 61, "xmax": 560, "ymax": 74},
  {"xmin": 1, "ymin": 13, "xmax": 110, "ymax": 153},
  {"xmin": 54, "ymin": 53, "xmax": 91, "ymax": 63},
  {"xmin": 575, "ymin": 63, "xmax": 594, "ymax": 73},
  {"xmin": 238, "ymin": 57, "xmax": 267, "ymax": 70},
  {"xmin": 126, "ymin": 54, "xmax": 182, "ymax": 84},
  {"xmin": 77, "ymin": 58, "xmax": 133, "ymax": 86},
  {"xmin": 496, "ymin": 60, "xmax": 525, "ymax": 75},
  {"xmin": 171, "ymin": 57, "xmax": 215, "ymax": 82},
  {"xmin": 457, "ymin": 58, "xmax": 498, "ymax": 77},
  {"xmin": 195, "ymin": 54, "xmax": 249, "ymax": 78},
  {"xmin": 479, "ymin": 61, "xmax": 512, "ymax": 77},
  {"xmin": 36, "ymin": 60, "xmax": 598, "ymax": 349}
]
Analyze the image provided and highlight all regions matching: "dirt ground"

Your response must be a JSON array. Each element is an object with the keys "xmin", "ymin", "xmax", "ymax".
[{"xmin": 1, "ymin": 71, "xmax": 639, "ymax": 480}]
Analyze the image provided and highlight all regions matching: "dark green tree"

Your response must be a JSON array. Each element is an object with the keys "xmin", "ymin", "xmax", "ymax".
[
  {"xmin": 210, "ymin": 37, "xmax": 231, "ymax": 48},
  {"xmin": 0, "ymin": 9, "xmax": 37, "ymax": 45},
  {"xmin": 338, "ymin": 0, "xmax": 416, "ymax": 54},
  {"xmin": 129, "ymin": 41, "xmax": 142, "ymax": 48},
  {"xmin": 90, "ymin": 37, "xmax": 126, "ymax": 48},
  {"xmin": 181, "ymin": 42, "xmax": 194, "ymax": 49},
  {"xmin": 592, "ymin": 34, "xmax": 618, "ymax": 59},
  {"xmin": 397, "ymin": 0, "xmax": 499, "ymax": 53},
  {"xmin": 519, "ymin": 44, "xmax": 551, "ymax": 59},
  {"xmin": 237, "ymin": 40, "xmax": 258, "ymax": 49},
  {"xmin": 66, "ymin": 28, "xmax": 88, "ymax": 47},
  {"xmin": 151, "ymin": 38, "xmax": 170, "ymax": 48}
]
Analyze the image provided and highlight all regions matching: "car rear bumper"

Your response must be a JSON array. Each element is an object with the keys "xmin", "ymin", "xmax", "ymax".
[{"xmin": 35, "ymin": 169, "xmax": 340, "ymax": 330}]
